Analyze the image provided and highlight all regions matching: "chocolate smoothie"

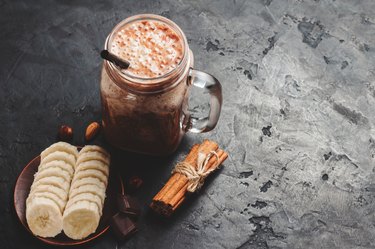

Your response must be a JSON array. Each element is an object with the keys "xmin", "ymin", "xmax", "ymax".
[
  {"xmin": 111, "ymin": 20, "xmax": 184, "ymax": 78},
  {"xmin": 100, "ymin": 17, "xmax": 193, "ymax": 155}
]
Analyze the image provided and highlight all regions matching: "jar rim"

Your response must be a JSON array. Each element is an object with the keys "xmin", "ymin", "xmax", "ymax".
[{"xmin": 104, "ymin": 14, "xmax": 189, "ymax": 86}]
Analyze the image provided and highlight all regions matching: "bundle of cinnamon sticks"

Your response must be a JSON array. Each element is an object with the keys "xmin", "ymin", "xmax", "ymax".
[{"xmin": 150, "ymin": 140, "xmax": 228, "ymax": 217}]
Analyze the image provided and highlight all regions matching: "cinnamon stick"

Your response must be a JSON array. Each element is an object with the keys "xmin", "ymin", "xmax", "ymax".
[
  {"xmin": 153, "ymin": 144, "xmax": 200, "ymax": 201},
  {"xmin": 150, "ymin": 140, "xmax": 228, "ymax": 216},
  {"xmin": 161, "ymin": 140, "xmax": 218, "ymax": 203},
  {"xmin": 170, "ymin": 149, "xmax": 227, "ymax": 208}
]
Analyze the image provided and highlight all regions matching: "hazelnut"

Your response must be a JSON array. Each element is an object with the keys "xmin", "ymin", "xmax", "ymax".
[
  {"xmin": 128, "ymin": 176, "xmax": 143, "ymax": 192},
  {"xmin": 58, "ymin": 125, "xmax": 73, "ymax": 142}
]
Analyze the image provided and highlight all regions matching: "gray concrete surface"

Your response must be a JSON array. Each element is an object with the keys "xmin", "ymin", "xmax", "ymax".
[{"xmin": 1, "ymin": 0, "xmax": 375, "ymax": 248}]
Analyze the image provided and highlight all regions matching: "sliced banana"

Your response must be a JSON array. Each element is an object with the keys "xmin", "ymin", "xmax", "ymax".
[
  {"xmin": 38, "ymin": 160, "xmax": 74, "ymax": 177},
  {"xmin": 34, "ymin": 167, "xmax": 72, "ymax": 183},
  {"xmin": 30, "ymin": 176, "xmax": 70, "ymax": 193},
  {"xmin": 41, "ymin": 142, "xmax": 79, "ymax": 160},
  {"xmin": 30, "ymin": 184, "xmax": 68, "ymax": 203},
  {"xmin": 72, "ymin": 169, "xmax": 108, "ymax": 187},
  {"xmin": 26, "ymin": 197, "xmax": 63, "ymax": 238},
  {"xmin": 66, "ymin": 193, "xmax": 103, "ymax": 215},
  {"xmin": 70, "ymin": 177, "xmax": 106, "ymax": 191},
  {"xmin": 76, "ymin": 151, "xmax": 110, "ymax": 166},
  {"xmin": 75, "ymin": 160, "xmax": 109, "ymax": 177},
  {"xmin": 26, "ymin": 143, "xmax": 111, "ymax": 240},
  {"xmin": 63, "ymin": 200, "xmax": 100, "ymax": 240},
  {"xmin": 79, "ymin": 145, "xmax": 110, "ymax": 158},
  {"xmin": 41, "ymin": 151, "xmax": 76, "ymax": 169},
  {"xmin": 27, "ymin": 191, "xmax": 66, "ymax": 213},
  {"xmin": 69, "ymin": 184, "xmax": 106, "ymax": 204}
]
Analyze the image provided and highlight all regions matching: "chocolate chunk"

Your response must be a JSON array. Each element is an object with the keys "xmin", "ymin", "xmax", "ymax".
[
  {"xmin": 111, "ymin": 213, "xmax": 138, "ymax": 241},
  {"xmin": 117, "ymin": 194, "xmax": 141, "ymax": 218}
]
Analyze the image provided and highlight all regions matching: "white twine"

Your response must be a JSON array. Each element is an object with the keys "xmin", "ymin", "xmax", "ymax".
[{"xmin": 172, "ymin": 151, "xmax": 219, "ymax": 193}]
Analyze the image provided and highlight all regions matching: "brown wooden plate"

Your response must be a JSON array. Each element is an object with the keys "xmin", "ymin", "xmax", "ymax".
[{"xmin": 14, "ymin": 149, "xmax": 124, "ymax": 246}]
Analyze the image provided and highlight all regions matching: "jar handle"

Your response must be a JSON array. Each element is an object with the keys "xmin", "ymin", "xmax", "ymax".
[{"xmin": 185, "ymin": 69, "xmax": 222, "ymax": 133}]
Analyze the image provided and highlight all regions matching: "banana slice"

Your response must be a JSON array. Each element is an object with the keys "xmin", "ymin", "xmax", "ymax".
[
  {"xmin": 25, "ymin": 143, "xmax": 111, "ymax": 239},
  {"xmin": 26, "ymin": 197, "xmax": 63, "ymax": 238},
  {"xmin": 72, "ymin": 169, "xmax": 108, "ymax": 187},
  {"xmin": 79, "ymin": 145, "xmax": 110, "ymax": 158},
  {"xmin": 38, "ymin": 160, "xmax": 74, "ymax": 177},
  {"xmin": 70, "ymin": 177, "xmax": 106, "ymax": 191},
  {"xmin": 41, "ymin": 142, "xmax": 79, "ymax": 160},
  {"xmin": 75, "ymin": 160, "xmax": 109, "ymax": 177},
  {"xmin": 27, "ymin": 191, "xmax": 66, "ymax": 213},
  {"xmin": 63, "ymin": 200, "xmax": 100, "ymax": 240},
  {"xmin": 30, "ymin": 184, "xmax": 68, "ymax": 203},
  {"xmin": 34, "ymin": 167, "xmax": 72, "ymax": 183},
  {"xmin": 41, "ymin": 151, "xmax": 76, "ymax": 169},
  {"xmin": 76, "ymin": 151, "xmax": 110, "ymax": 166},
  {"xmin": 31, "ymin": 176, "xmax": 70, "ymax": 193},
  {"xmin": 66, "ymin": 193, "xmax": 103, "ymax": 215},
  {"xmin": 69, "ymin": 184, "xmax": 106, "ymax": 204}
]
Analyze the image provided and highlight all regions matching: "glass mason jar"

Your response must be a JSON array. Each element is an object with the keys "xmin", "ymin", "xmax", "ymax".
[{"xmin": 100, "ymin": 14, "xmax": 222, "ymax": 156}]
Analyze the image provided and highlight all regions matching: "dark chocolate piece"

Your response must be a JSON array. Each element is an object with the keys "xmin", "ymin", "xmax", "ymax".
[
  {"xmin": 111, "ymin": 213, "xmax": 138, "ymax": 241},
  {"xmin": 117, "ymin": 194, "xmax": 141, "ymax": 218}
]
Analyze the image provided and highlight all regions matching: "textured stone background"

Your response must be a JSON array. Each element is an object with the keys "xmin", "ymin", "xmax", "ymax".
[{"xmin": 1, "ymin": 0, "xmax": 375, "ymax": 248}]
